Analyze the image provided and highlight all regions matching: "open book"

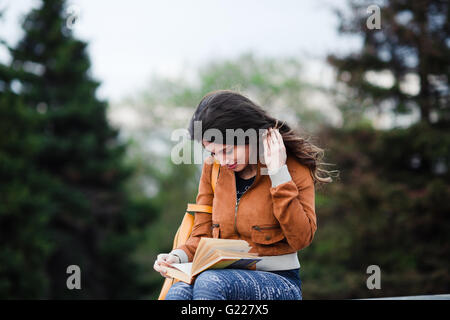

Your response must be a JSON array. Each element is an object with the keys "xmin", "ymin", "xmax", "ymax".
[{"xmin": 165, "ymin": 238, "xmax": 261, "ymax": 284}]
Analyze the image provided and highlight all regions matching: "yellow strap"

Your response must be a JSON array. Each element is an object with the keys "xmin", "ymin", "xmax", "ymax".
[
  {"xmin": 211, "ymin": 160, "xmax": 220, "ymax": 193},
  {"xmin": 159, "ymin": 160, "xmax": 220, "ymax": 300},
  {"xmin": 186, "ymin": 203, "xmax": 213, "ymax": 213},
  {"xmin": 185, "ymin": 161, "xmax": 219, "ymax": 214}
]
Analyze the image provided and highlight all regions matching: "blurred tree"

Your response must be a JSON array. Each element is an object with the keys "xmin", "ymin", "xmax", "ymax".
[
  {"xmin": 304, "ymin": 0, "xmax": 450, "ymax": 299},
  {"xmin": 0, "ymin": 52, "xmax": 57, "ymax": 298},
  {"xmin": 328, "ymin": 0, "xmax": 449, "ymax": 126},
  {"xmin": 117, "ymin": 52, "xmax": 330, "ymax": 135},
  {"xmin": 1, "ymin": 0, "xmax": 157, "ymax": 298},
  {"xmin": 301, "ymin": 123, "xmax": 450, "ymax": 299}
]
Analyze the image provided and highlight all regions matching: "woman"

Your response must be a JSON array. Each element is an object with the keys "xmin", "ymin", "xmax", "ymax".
[{"xmin": 154, "ymin": 89, "xmax": 334, "ymax": 300}]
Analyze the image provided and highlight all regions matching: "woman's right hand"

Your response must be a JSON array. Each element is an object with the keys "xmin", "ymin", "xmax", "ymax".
[{"xmin": 153, "ymin": 253, "xmax": 181, "ymax": 278}]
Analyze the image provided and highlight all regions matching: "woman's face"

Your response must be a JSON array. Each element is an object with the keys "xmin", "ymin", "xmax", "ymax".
[{"xmin": 202, "ymin": 140, "xmax": 250, "ymax": 172}]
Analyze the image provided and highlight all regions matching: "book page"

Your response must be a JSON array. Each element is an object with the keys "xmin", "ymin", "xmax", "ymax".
[
  {"xmin": 192, "ymin": 255, "xmax": 261, "ymax": 276},
  {"xmin": 196, "ymin": 251, "xmax": 260, "ymax": 273},
  {"xmin": 192, "ymin": 238, "xmax": 212, "ymax": 266},
  {"xmin": 170, "ymin": 262, "xmax": 192, "ymax": 276},
  {"xmin": 193, "ymin": 238, "xmax": 251, "ymax": 268},
  {"xmin": 213, "ymin": 249, "xmax": 259, "ymax": 258}
]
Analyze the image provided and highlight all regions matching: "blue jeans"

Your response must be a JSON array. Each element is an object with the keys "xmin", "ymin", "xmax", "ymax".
[{"xmin": 165, "ymin": 268, "xmax": 302, "ymax": 300}]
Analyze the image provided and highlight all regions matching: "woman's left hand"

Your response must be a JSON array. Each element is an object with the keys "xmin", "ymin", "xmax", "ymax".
[{"xmin": 262, "ymin": 127, "xmax": 287, "ymax": 173}]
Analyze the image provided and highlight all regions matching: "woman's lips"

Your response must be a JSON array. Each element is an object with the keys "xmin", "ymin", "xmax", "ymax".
[{"xmin": 227, "ymin": 163, "xmax": 237, "ymax": 169}]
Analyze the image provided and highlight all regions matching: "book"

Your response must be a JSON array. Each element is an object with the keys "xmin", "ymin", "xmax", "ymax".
[{"xmin": 165, "ymin": 237, "xmax": 262, "ymax": 284}]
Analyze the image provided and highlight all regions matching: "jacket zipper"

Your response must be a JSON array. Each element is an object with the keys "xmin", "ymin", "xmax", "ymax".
[
  {"xmin": 234, "ymin": 199, "xmax": 240, "ymax": 235},
  {"xmin": 234, "ymin": 175, "xmax": 257, "ymax": 236}
]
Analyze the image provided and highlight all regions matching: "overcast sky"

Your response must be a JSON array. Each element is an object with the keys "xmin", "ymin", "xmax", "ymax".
[{"xmin": 0, "ymin": 0, "xmax": 362, "ymax": 104}]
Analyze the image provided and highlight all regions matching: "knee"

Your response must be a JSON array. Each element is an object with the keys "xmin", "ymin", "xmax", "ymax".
[
  {"xmin": 193, "ymin": 270, "xmax": 229, "ymax": 299},
  {"xmin": 165, "ymin": 281, "xmax": 193, "ymax": 300},
  {"xmin": 195, "ymin": 270, "xmax": 222, "ymax": 286}
]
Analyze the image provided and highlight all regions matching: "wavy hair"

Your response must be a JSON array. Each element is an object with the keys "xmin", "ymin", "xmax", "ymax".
[{"xmin": 188, "ymin": 89, "xmax": 338, "ymax": 185}]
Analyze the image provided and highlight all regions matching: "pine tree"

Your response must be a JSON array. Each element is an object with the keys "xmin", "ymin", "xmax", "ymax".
[
  {"xmin": 306, "ymin": 0, "xmax": 450, "ymax": 298},
  {"xmin": 0, "ymin": 56, "xmax": 58, "ymax": 298},
  {"xmin": 328, "ymin": 0, "xmax": 449, "ymax": 125},
  {"xmin": 4, "ymin": 0, "xmax": 156, "ymax": 298}
]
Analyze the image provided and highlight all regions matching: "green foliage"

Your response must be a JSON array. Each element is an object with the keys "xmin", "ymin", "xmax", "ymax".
[
  {"xmin": 301, "ymin": 122, "xmax": 450, "ymax": 299},
  {"xmin": 328, "ymin": 0, "xmax": 449, "ymax": 126},
  {"xmin": 0, "ymin": 0, "xmax": 157, "ymax": 299},
  {"xmin": 304, "ymin": 0, "xmax": 450, "ymax": 298},
  {"xmin": 0, "ymin": 91, "xmax": 56, "ymax": 298},
  {"xmin": 121, "ymin": 51, "xmax": 329, "ymax": 135}
]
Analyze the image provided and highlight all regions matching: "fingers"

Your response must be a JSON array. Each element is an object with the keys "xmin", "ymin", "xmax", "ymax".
[
  {"xmin": 275, "ymin": 129, "xmax": 285, "ymax": 151},
  {"xmin": 262, "ymin": 127, "xmax": 283, "ymax": 158},
  {"xmin": 154, "ymin": 254, "xmax": 174, "ymax": 278},
  {"xmin": 154, "ymin": 262, "xmax": 171, "ymax": 279},
  {"xmin": 165, "ymin": 254, "xmax": 180, "ymax": 265},
  {"xmin": 161, "ymin": 253, "xmax": 180, "ymax": 266},
  {"xmin": 265, "ymin": 127, "xmax": 277, "ymax": 147},
  {"xmin": 160, "ymin": 267, "xmax": 171, "ymax": 279},
  {"xmin": 273, "ymin": 128, "xmax": 282, "ymax": 144},
  {"xmin": 270, "ymin": 129, "xmax": 277, "ymax": 145},
  {"xmin": 262, "ymin": 129, "xmax": 270, "ymax": 155},
  {"xmin": 263, "ymin": 127, "xmax": 280, "ymax": 154},
  {"xmin": 272, "ymin": 127, "xmax": 279, "ymax": 139},
  {"xmin": 153, "ymin": 257, "xmax": 164, "ymax": 272},
  {"xmin": 157, "ymin": 253, "xmax": 169, "ymax": 265},
  {"xmin": 270, "ymin": 127, "xmax": 284, "ymax": 145}
]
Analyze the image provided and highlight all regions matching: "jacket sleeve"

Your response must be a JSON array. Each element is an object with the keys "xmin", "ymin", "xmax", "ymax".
[
  {"xmin": 170, "ymin": 157, "xmax": 215, "ymax": 263},
  {"xmin": 268, "ymin": 163, "xmax": 317, "ymax": 251}
]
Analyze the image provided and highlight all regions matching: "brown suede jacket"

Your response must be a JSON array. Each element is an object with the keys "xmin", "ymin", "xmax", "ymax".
[{"xmin": 173, "ymin": 152, "xmax": 317, "ymax": 263}]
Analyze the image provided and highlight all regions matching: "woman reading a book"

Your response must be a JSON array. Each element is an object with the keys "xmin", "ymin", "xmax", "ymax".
[{"xmin": 154, "ymin": 90, "xmax": 335, "ymax": 300}]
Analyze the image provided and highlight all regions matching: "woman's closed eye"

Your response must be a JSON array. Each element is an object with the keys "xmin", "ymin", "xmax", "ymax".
[{"xmin": 210, "ymin": 148, "xmax": 232, "ymax": 156}]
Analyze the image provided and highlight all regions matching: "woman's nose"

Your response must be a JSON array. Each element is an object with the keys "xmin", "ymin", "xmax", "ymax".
[{"xmin": 216, "ymin": 156, "xmax": 233, "ymax": 166}]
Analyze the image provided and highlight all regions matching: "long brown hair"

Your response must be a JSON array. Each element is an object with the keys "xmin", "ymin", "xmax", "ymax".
[{"xmin": 188, "ymin": 89, "xmax": 338, "ymax": 185}]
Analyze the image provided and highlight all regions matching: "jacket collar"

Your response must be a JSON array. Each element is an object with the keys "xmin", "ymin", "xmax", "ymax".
[{"xmin": 222, "ymin": 155, "xmax": 266, "ymax": 186}]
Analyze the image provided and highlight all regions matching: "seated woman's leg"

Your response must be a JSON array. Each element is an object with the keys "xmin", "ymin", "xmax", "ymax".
[
  {"xmin": 192, "ymin": 269, "xmax": 302, "ymax": 300},
  {"xmin": 165, "ymin": 281, "xmax": 194, "ymax": 300}
]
